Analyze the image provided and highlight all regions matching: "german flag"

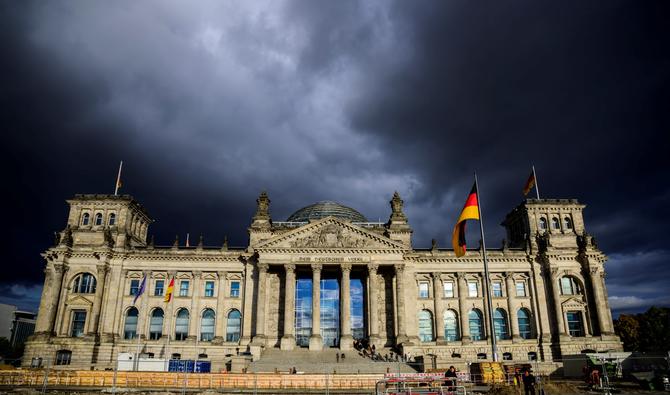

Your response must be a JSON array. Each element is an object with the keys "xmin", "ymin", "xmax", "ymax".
[
  {"xmin": 164, "ymin": 277, "xmax": 175, "ymax": 303},
  {"xmin": 522, "ymin": 171, "xmax": 536, "ymax": 196},
  {"xmin": 452, "ymin": 183, "xmax": 480, "ymax": 257}
]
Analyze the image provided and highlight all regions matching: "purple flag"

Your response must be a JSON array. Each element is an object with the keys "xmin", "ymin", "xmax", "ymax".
[{"xmin": 133, "ymin": 275, "xmax": 147, "ymax": 305}]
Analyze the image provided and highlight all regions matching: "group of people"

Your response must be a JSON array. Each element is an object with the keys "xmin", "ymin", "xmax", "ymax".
[{"xmin": 353, "ymin": 339, "xmax": 412, "ymax": 363}]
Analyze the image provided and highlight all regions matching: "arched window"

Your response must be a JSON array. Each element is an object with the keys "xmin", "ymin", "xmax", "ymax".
[
  {"xmin": 551, "ymin": 217, "xmax": 560, "ymax": 230},
  {"xmin": 469, "ymin": 309, "xmax": 484, "ymax": 341},
  {"xmin": 493, "ymin": 309, "xmax": 510, "ymax": 340},
  {"xmin": 149, "ymin": 309, "xmax": 164, "ymax": 340},
  {"xmin": 72, "ymin": 273, "xmax": 97, "ymax": 294},
  {"xmin": 444, "ymin": 310, "xmax": 460, "ymax": 341},
  {"xmin": 517, "ymin": 308, "xmax": 532, "ymax": 339},
  {"xmin": 418, "ymin": 310, "xmax": 434, "ymax": 342},
  {"xmin": 94, "ymin": 213, "xmax": 103, "ymax": 226},
  {"xmin": 563, "ymin": 216, "xmax": 573, "ymax": 230},
  {"xmin": 226, "ymin": 310, "xmax": 241, "ymax": 342},
  {"xmin": 175, "ymin": 308, "xmax": 189, "ymax": 341},
  {"xmin": 502, "ymin": 352, "xmax": 513, "ymax": 361},
  {"xmin": 108, "ymin": 213, "xmax": 116, "ymax": 226},
  {"xmin": 560, "ymin": 276, "xmax": 582, "ymax": 295},
  {"xmin": 200, "ymin": 309, "xmax": 215, "ymax": 341},
  {"xmin": 124, "ymin": 307, "xmax": 139, "ymax": 339},
  {"xmin": 81, "ymin": 213, "xmax": 90, "ymax": 226},
  {"xmin": 538, "ymin": 217, "xmax": 547, "ymax": 230},
  {"xmin": 55, "ymin": 350, "xmax": 72, "ymax": 365}
]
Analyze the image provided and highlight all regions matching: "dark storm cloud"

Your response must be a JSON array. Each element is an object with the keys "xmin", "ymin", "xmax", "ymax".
[{"xmin": 0, "ymin": 1, "xmax": 668, "ymax": 314}]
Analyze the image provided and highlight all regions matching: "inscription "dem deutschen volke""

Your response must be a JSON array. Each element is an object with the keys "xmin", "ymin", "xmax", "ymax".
[{"xmin": 294, "ymin": 256, "xmax": 369, "ymax": 263}]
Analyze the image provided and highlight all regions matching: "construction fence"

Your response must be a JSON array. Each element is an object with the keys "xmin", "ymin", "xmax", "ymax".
[{"xmin": 0, "ymin": 369, "xmax": 384, "ymax": 390}]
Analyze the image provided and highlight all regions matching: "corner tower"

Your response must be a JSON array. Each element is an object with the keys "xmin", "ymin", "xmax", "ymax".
[
  {"xmin": 59, "ymin": 194, "xmax": 152, "ymax": 249},
  {"xmin": 501, "ymin": 198, "xmax": 586, "ymax": 251}
]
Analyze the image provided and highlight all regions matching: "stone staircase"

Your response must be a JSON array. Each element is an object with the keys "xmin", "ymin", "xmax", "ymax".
[{"xmin": 248, "ymin": 348, "xmax": 418, "ymax": 374}]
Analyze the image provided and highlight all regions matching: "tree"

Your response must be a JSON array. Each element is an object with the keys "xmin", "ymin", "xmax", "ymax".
[
  {"xmin": 638, "ymin": 306, "xmax": 670, "ymax": 352},
  {"xmin": 614, "ymin": 306, "xmax": 670, "ymax": 352},
  {"xmin": 614, "ymin": 314, "xmax": 640, "ymax": 351}
]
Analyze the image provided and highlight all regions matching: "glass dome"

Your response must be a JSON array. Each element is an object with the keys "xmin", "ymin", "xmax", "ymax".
[{"xmin": 286, "ymin": 201, "xmax": 367, "ymax": 223}]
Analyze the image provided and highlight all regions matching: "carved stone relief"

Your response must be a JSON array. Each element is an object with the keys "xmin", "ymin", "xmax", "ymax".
[{"xmin": 290, "ymin": 224, "xmax": 369, "ymax": 248}]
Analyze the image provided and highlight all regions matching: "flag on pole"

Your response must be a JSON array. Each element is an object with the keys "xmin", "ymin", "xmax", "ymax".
[
  {"xmin": 114, "ymin": 161, "xmax": 124, "ymax": 195},
  {"xmin": 522, "ymin": 170, "xmax": 536, "ymax": 196},
  {"xmin": 164, "ymin": 277, "xmax": 175, "ymax": 303},
  {"xmin": 452, "ymin": 183, "xmax": 480, "ymax": 257},
  {"xmin": 133, "ymin": 275, "xmax": 147, "ymax": 305}
]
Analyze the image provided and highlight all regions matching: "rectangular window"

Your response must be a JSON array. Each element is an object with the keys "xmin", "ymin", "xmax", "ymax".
[
  {"xmin": 516, "ymin": 281, "xmax": 526, "ymax": 297},
  {"xmin": 154, "ymin": 280, "xmax": 164, "ymax": 296},
  {"xmin": 70, "ymin": 311, "xmax": 87, "ymax": 338},
  {"xmin": 492, "ymin": 282, "xmax": 503, "ymax": 297},
  {"xmin": 179, "ymin": 280, "xmax": 189, "ymax": 297},
  {"xmin": 230, "ymin": 281, "xmax": 240, "ymax": 297},
  {"xmin": 443, "ymin": 281, "xmax": 454, "ymax": 298},
  {"xmin": 130, "ymin": 279, "xmax": 140, "ymax": 295},
  {"xmin": 468, "ymin": 281, "xmax": 478, "ymax": 297},
  {"xmin": 204, "ymin": 281, "xmax": 215, "ymax": 297},
  {"xmin": 418, "ymin": 282, "xmax": 429, "ymax": 298},
  {"xmin": 566, "ymin": 311, "xmax": 584, "ymax": 337}
]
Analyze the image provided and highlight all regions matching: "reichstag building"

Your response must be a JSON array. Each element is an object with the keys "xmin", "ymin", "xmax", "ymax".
[{"xmin": 24, "ymin": 191, "xmax": 622, "ymax": 370}]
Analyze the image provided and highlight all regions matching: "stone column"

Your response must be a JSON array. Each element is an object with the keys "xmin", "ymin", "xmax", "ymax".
[
  {"xmin": 34, "ymin": 263, "xmax": 66, "ymax": 336},
  {"xmin": 54, "ymin": 265, "xmax": 70, "ymax": 336},
  {"xmin": 280, "ymin": 264, "xmax": 296, "ymax": 350},
  {"xmin": 394, "ymin": 264, "xmax": 409, "ymax": 344},
  {"xmin": 90, "ymin": 264, "xmax": 110, "ymax": 335},
  {"xmin": 550, "ymin": 269, "xmax": 568, "ymax": 337},
  {"xmin": 589, "ymin": 267, "xmax": 613, "ymax": 335},
  {"xmin": 340, "ymin": 263, "xmax": 353, "ymax": 350},
  {"xmin": 188, "ymin": 271, "xmax": 201, "ymax": 341},
  {"xmin": 530, "ymin": 259, "xmax": 552, "ymax": 342},
  {"xmin": 241, "ymin": 263, "xmax": 254, "ymax": 344},
  {"xmin": 367, "ymin": 263, "xmax": 380, "ymax": 346},
  {"xmin": 433, "ymin": 273, "xmax": 446, "ymax": 342},
  {"xmin": 505, "ymin": 272, "xmax": 520, "ymax": 341},
  {"xmin": 213, "ymin": 271, "xmax": 227, "ymax": 343},
  {"xmin": 252, "ymin": 263, "xmax": 268, "ymax": 345},
  {"xmin": 457, "ymin": 273, "xmax": 471, "ymax": 343},
  {"xmin": 309, "ymin": 263, "xmax": 323, "ymax": 350}
]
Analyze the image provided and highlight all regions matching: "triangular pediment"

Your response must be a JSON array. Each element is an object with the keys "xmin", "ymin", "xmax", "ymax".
[
  {"xmin": 256, "ymin": 217, "xmax": 406, "ymax": 250},
  {"xmin": 66, "ymin": 294, "xmax": 94, "ymax": 306},
  {"xmin": 562, "ymin": 297, "xmax": 585, "ymax": 310}
]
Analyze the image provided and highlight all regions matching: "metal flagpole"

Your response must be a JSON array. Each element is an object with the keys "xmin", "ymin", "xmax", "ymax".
[
  {"xmin": 532, "ymin": 165, "xmax": 540, "ymax": 200},
  {"xmin": 474, "ymin": 172, "xmax": 498, "ymax": 362},
  {"xmin": 114, "ymin": 161, "xmax": 123, "ymax": 196}
]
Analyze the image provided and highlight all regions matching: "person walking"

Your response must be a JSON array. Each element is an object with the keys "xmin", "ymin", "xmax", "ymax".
[{"xmin": 522, "ymin": 370, "xmax": 536, "ymax": 395}]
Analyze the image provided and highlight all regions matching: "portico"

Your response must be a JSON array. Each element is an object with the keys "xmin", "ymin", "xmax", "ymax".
[{"xmin": 254, "ymin": 259, "xmax": 405, "ymax": 351}]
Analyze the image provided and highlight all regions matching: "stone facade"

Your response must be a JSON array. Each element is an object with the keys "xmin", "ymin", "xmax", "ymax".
[{"xmin": 23, "ymin": 192, "xmax": 622, "ymax": 371}]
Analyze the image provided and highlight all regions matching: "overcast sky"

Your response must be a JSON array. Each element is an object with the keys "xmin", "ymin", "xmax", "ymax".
[{"xmin": 1, "ymin": 1, "xmax": 668, "ymax": 316}]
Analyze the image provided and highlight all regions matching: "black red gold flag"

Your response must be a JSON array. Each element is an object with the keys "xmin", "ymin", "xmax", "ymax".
[{"xmin": 452, "ymin": 183, "xmax": 480, "ymax": 257}]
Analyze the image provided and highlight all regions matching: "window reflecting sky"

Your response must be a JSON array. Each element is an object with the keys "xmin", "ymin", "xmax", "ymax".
[{"xmin": 294, "ymin": 276, "xmax": 366, "ymax": 346}]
